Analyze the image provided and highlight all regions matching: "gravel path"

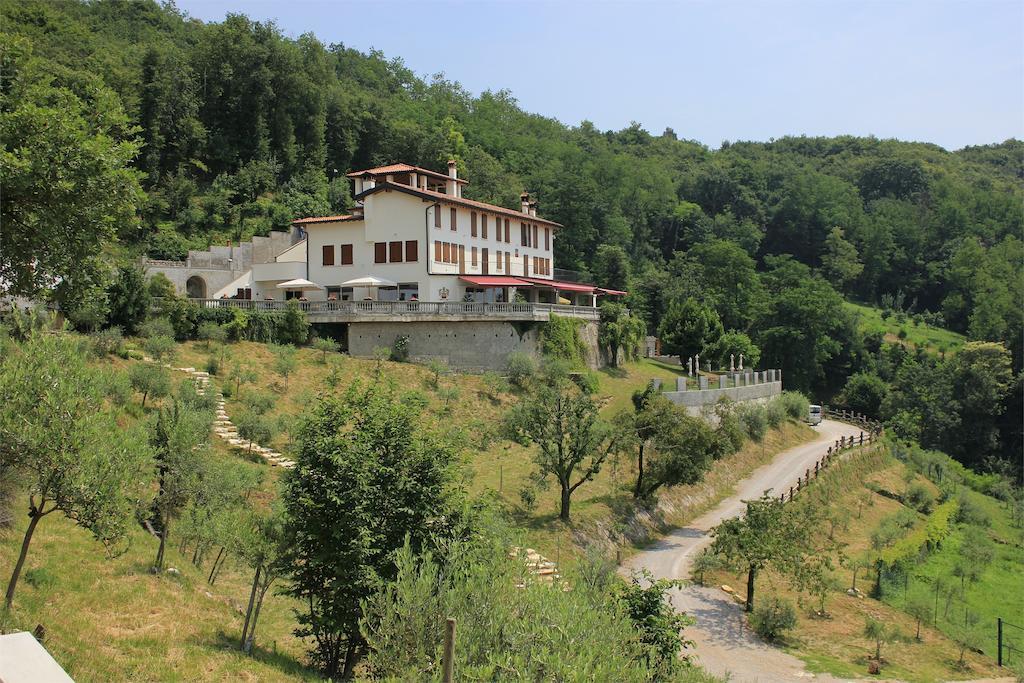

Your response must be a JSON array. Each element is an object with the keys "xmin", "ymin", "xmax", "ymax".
[{"xmin": 623, "ymin": 419, "xmax": 862, "ymax": 682}]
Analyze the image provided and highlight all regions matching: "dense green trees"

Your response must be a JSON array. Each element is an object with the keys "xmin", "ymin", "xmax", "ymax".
[
  {"xmin": 2, "ymin": 0, "xmax": 1020, "ymax": 476},
  {"xmin": 0, "ymin": 32, "xmax": 142, "ymax": 309}
]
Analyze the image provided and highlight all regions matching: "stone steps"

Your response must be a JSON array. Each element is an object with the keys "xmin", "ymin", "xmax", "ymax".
[{"xmin": 172, "ymin": 366, "xmax": 296, "ymax": 469}]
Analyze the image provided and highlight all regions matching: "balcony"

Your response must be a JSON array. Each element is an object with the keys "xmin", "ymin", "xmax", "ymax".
[{"xmin": 190, "ymin": 298, "xmax": 601, "ymax": 323}]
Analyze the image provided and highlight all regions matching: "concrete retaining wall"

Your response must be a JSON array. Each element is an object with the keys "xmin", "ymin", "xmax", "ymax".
[{"xmin": 347, "ymin": 319, "xmax": 603, "ymax": 372}]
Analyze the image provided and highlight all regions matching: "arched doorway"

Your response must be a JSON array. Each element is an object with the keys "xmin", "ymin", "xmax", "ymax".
[{"xmin": 186, "ymin": 275, "xmax": 207, "ymax": 299}]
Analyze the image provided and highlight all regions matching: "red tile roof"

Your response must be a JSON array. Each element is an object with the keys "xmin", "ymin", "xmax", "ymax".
[
  {"xmin": 356, "ymin": 182, "xmax": 563, "ymax": 228},
  {"xmin": 291, "ymin": 214, "xmax": 363, "ymax": 225},
  {"xmin": 346, "ymin": 163, "xmax": 467, "ymax": 184}
]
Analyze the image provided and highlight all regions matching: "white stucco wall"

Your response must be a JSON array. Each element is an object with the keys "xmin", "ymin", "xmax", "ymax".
[{"xmin": 299, "ymin": 191, "xmax": 559, "ymax": 303}]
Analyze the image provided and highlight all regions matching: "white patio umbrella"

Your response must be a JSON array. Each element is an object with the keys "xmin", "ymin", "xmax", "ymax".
[
  {"xmin": 276, "ymin": 278, "xmax": 325, "ymax": 290},
  {"xmin": 339, "ymin": 275, "xmax": 397, "ymax": 288},
  {"xmin": 339, "ymin": 275, "xmax": 397, "ymax": 300}
]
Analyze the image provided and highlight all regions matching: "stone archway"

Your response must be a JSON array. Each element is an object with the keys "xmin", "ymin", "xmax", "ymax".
[{"xmin": 186, "ymin": 275, "xmax": 207, "ymax": 299}]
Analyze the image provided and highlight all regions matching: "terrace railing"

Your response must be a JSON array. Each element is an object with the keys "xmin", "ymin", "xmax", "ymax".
[{"xmin": 187, "ymin": 298, "xmax": 601, "ymax": 320}]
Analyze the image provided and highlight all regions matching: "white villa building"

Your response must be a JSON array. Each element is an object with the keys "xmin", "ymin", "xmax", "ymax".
[
  {"xmin": 212, "ymin": 161, "xmax": 619, "ymax": 306},
  {"xmin": 146, "ymin": 161, "xmax": 625, "ymax": 369}
]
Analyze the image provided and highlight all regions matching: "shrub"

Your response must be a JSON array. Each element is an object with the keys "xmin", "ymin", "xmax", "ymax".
[
  {"xmin": 90, "ymin": 327, "xmax": 124, "ymax": 357},
  {"xmin": 765, "ymin": 400, "xmax": 786, "ymax": 428},
  {"xmin": 880, "ymin": 309, "xmax": 892, "ymax": 320},
  {"xmin": 750, "ymin": 597, "xmax": 797, "ymax": 642},
  {"xmin": 713, "ymin": 399, "xmax": 746, "ymax": 453},
  {"xmin": 197, "ymin": 321, "xmax": 227, "ymax": 347},
  {"xmin": 138, "ymin": 317, "xmax": 175, "ymax": 340},
  {"xmin": 897, "ymin": 328, "xmax": 908, "ymax": 340},
  {"xmin": 777, "ymin": 391, "xmax": 809, "ymax": 421},
  {"xmin": 400, "ymin": 390, "xmax": 430, "ymax": 410},
  {"xmin": 506, "ymin": 352, "xmax": 537, "ymax": 390},
  {"xmin": 312, "ymin": 336, "xmax": 340, "ymax": 363},
  {"xmin": 243, "ymin": 390, "xmax": 278, "ymax": 415},
  {"xmin": 737, "ymin": 403, "xmax": 768, "ymax": 442},
  {"xmin": 390, "ymin": 334, "xmax": 410, "ymax": 362},
  {"xmin": 143, "ymin": 335, "xmax": 176, "ymax": 363},
  {"xmin": 955, "ymin": 493, "xmax": 991, "ymax": 527},
  {"xmin": 205, "ymin": 355, "xmax": 220, "ymax": 376},
  {"xmin": 540, "ymin": 315, "xmax": 586, "ymax": 365},
  {"xmin": 278, "ymin": 300, "xmax": 310, "ymax": 345},
  {"xmin": 904, "ymin": 482, "xmax": 935, "ymax": 513}
]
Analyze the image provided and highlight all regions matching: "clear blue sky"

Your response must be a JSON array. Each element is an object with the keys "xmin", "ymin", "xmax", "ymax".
[{"xmin": 175, "ymin": 0, "xmax": 1023, "ymax": 150}]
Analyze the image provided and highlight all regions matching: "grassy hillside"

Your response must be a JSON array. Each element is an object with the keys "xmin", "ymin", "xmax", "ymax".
[
  {"xmin": 169, "ymin": 340, "xmax": 814, "ymax": 565},
  {"xmin": 845, "ymin": 301, "xmax": 966, "ymax": 356},
  {"xmin": 699, "ymin": 444, "xmax": 1011, "ymax": 682},
  {"xmin": 0, "ymin": 335, "xmax": 813, "ymax": 680}
]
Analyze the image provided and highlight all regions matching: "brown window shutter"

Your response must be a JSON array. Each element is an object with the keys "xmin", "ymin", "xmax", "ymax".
[
  {"xmin": 374, "ymin": 242, "xmax": 387, "ymax": 264},
  {"xmin": 341, "ymin": 244, "xmax": 353, "ymax": 265},
  {"xmin": 443, "ymin": 242, "xmax": 451, "ymax": 263},
  {"xmin": 322, "ymin": 244, "xmax": 335, "ymax": 266},
  {"xmin": 504, "ymin": 219, "xmax": 510, "ymax": 243},
  {"xmin": 481, "ymin": 214, "xmax": 488, "ymax": 239},
  {"xmin": 471, "ymin": 212, "xmax": 477, "ymax": 237},
  {"xmin": 520, "ymin": 223, "xmax": 526, "ymax": 246},
  {"xmin": 405, "ymin": 240, "xmax": 418, "ymax": 262},
  {"xmin": 523, "ymin": 255, "xmax": 529, "ymax": 275},
  {"xmin": 533, "ymin": 224, "xmax": 538, "ymax": 248},
  {"xmin": 505, "ymin": 251, "xmax": 511, "ymax": 273},
  {"xmin": 472, "ymin": 246, "xmax": 478, "ymax": 267},
  {"xmin": 434, "ymin": 240, "xmax": 442, "ymax": 262},
  {"xmin": 450, "ymin": 208, "xmax": 457, "ymax": 231},
  {"xmin": 434, "ymin": 206, "xmax": 441, "ymax": 228},
  {"xmin": 389, "ymin": 241, "xmax": 402, "ymax": 263},
  {"xmin": 482, "ymin": 248, "xmax": 489, "ymax": 274},
  {"xmin": 459, "ymin": 245, "xmax": 465, "ymax": 271},
  {"xmin": 545, "ymin": 227, "xmax": 550, "ymax": 251}
]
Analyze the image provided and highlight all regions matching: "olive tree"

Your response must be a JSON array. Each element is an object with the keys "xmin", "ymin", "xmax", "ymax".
[
  {"xmin": 710, "ymin": 493, "xmax": 812, "ymax": 612},
  {"xmin": 504, "ymin": 370, "xmax": 619, "ymax": 521},
  {"xmin": 0, "ymin": 334, "xmax": 153, "ymax": 608},
  {"xmin": 617, "ymin": 384, "xmax": 717, "ymax": 499}
]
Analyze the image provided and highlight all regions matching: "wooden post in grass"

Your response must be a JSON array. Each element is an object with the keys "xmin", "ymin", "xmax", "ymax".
[{"xmin": 442, "ymin": 618, "xmax": 457, "ymax": 683}]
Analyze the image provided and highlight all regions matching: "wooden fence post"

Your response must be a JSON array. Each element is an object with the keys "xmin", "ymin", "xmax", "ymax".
[
  {"xmin": 814, "ymin": 461, "xmax": 819, "ymax": 477},
  {"xmin": 789, "ymin": 486, "xmax": 794, "ymax": 501},
  {"xmin": 442, "ymin": 618, "xmax": 457, "ymax": 683}
]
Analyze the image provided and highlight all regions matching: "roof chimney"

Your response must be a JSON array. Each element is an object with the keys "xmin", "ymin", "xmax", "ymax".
[
  {"xmin": 528, "ymin": 201, "xmax": 537, "ymax": 217},
  {"xmin": 520, "ymin": 192, "xmax": 530, "ymax": 214},
  {"xmin": 446, "ymin": 159, "xmax": 458, "ymax": 196}
]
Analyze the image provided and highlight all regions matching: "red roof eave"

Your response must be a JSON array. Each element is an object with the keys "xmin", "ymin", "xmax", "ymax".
[
  {"xmin": 519, "ymin": 277, "xmax": 596, "ymax": 294},
  {"xmin": 460, "ymin": 276, "xmax": 531, "ymax": 287}
]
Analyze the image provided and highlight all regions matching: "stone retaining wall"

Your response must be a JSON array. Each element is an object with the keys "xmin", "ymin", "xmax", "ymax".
[{"xmin": 346, "ymin": 319, "xmax": 603, "ymax": 372}]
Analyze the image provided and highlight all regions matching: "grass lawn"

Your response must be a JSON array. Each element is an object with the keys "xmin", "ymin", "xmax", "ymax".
[
  {"xmin": 845, "ymin": 301, "xmax": 966, "ymax": 356},
  {"xmin": 699, "ymin": 448, "xmax": 1004, "ymax": 682}
]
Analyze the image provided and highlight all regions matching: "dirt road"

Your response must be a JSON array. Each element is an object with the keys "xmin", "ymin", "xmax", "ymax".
[{"xmin": 623, "ymin": 419, "xmax": 861, "ymax": 682}]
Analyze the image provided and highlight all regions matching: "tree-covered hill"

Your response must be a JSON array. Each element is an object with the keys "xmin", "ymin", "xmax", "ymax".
[{"xmin": 2, "ymin": 0, "xmax": 1021, "ymax": 474}]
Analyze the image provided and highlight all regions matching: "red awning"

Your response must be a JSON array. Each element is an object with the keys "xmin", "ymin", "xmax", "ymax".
[
  {"xmin": 597, "ymin": 287, "xmax": 628, "ymax": 296},
  {"xmin": 519, "ymin": 277, "xmax": 597, "ymax": 294},
  {"xmin": 460, "ymin": 276, "xmax": 531, "ymax": 287}
]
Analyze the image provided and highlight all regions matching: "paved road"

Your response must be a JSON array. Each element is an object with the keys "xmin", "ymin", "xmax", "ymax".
[{"xmin": 623, "ymin": 419, "xmax": 862, "ymax": 682}]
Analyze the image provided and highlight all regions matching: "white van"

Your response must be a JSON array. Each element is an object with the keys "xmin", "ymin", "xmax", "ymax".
[{"xmin": 808, "ymin": 404, "xmax": 822, "ymax": 426}]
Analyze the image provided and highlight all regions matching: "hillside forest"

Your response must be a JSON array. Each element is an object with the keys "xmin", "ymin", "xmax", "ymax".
[{"xmin": 1, "ymin": 0, "xmax": 1021, "ymax": 482}]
